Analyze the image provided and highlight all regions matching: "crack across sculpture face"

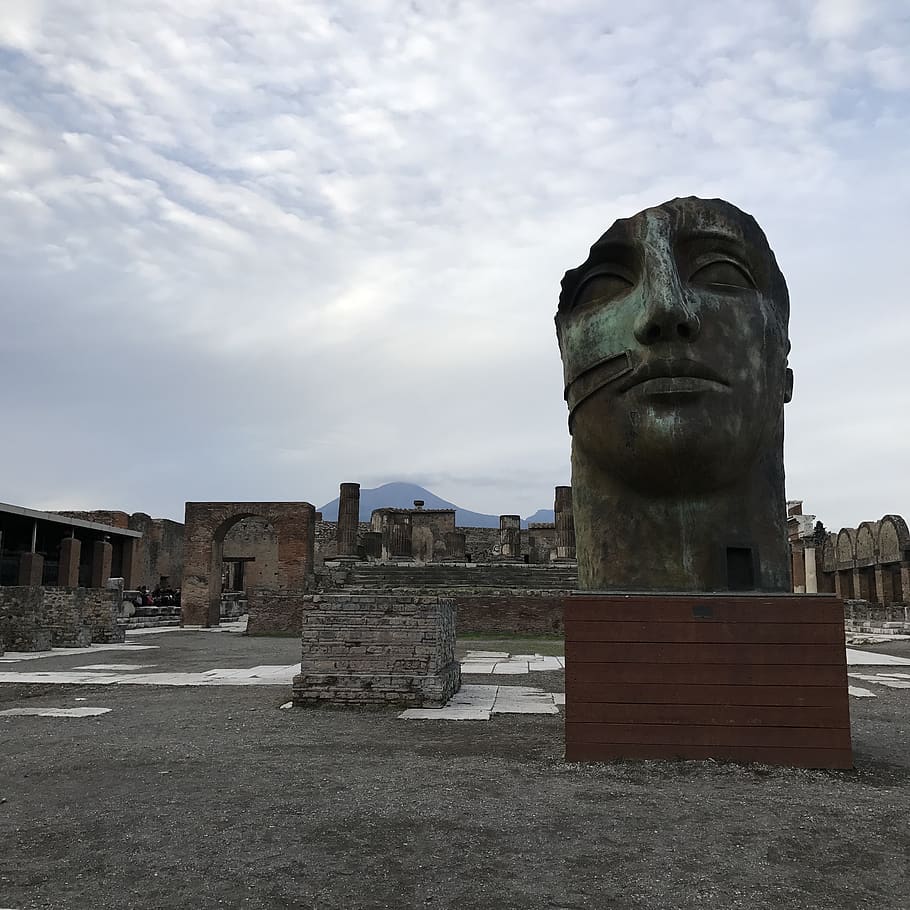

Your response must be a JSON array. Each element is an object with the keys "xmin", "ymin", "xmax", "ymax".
[{"xmin": 555, "ymin": 197, "xmax": 793, "ymax": 495}]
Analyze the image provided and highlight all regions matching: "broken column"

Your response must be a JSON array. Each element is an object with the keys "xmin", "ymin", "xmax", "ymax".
[
  {"xmin": 554, "ymin": 486, "xmax": 576, "ymax": 561},
  {"xmin": 336, "ymin": 482, "xmax": 360, "ymax": 558},
  {"xmin": 91, "ymin": 538, "xmax": 113, "ymax": 588},
  {"xmin": 18, "ymin": 552, "xmax": 44, "ymax": 585},
  {"xmin": 499, "ymin": 515, "xmax": 521, "ymax": 560},
  {"xmin": 58, "ymin": 535, "xmax": 81, "ymax": 587}
]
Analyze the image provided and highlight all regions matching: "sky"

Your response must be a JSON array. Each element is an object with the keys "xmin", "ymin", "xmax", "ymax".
[{"xmin": 1, "ymin": 0, "xmax": 908, "ymax": 531}]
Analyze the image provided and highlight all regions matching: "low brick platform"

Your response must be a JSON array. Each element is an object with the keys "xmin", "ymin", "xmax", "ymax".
[
  {"xmin": 292, "ymin": 592, "xmax": 460, "ymax": 708},
  {"xmin": 565, "ymin": 593, "xmax": 853, "ymax": 769},
  {"xmin": 0, "ymin": 585, "xmax": 125, "ymax": 651}
]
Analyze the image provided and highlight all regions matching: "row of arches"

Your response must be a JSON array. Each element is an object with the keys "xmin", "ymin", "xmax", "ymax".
[{"xmin": 817, "ymin": 515, "xmax": 910, "ymax": 605}]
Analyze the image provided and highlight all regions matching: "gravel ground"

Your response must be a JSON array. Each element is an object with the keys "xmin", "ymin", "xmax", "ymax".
[{"xmin": 0, "ymin": 631, "xmax": 908, "ymax": 910}]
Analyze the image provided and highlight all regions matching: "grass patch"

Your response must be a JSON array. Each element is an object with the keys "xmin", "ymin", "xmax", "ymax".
[{"xmin": 457, "ymin": 633, "xmax": 564, "ymax": 657}]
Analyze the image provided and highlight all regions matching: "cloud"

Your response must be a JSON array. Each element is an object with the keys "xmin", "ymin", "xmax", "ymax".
[{"xmin": 0, "ymin": 1, "xmax": 908, "ymax": 529}]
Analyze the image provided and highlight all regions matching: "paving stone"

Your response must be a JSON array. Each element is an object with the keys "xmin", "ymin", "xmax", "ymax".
[
  {"xmin": 846, "ymin": 649, "xmax": 910, "ymax": 666},
  {"xmin": 491, "ymin": 661, "xmax": 530, "ymax": 675},
  {"xmin": 0, "ymin": 707, "xmax": 111, "ymax": 717}
]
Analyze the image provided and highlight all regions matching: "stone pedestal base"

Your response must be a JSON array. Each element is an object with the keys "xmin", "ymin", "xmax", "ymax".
[
  {"xmin": 564, "ymin": 593, "xmax": 852, "ymax": 769},
  {"xmin": 292, "ymin": 592, "xmax": 460, "ymax": 708}
]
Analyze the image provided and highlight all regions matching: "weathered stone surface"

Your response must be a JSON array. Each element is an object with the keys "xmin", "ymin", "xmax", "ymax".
[
  {"xmin": 336, "ymin": 483, "xmax": 360, "ymax": 558},
  {"xmin": 181, "ymin": 502, "xmax": 316, "ymax": 626},
  {"xmin": 0, "ymin": 585, "xmax": 124, "ymax": 650},
  {"xmin": 555, "ymin": 197, "xmax": 792, "ymax": 592},
  {"xmin": 291, "ymin": 592, "xmax": 459, "ymax": 708}
]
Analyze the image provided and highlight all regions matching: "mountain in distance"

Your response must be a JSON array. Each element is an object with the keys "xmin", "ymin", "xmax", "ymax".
[{"xmin": 318, "ymin": 482, "xmax": 553, "ymax": 529}]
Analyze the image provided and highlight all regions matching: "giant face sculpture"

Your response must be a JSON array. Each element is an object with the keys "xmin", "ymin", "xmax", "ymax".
[{"xmin": 555, "ymin": 198, "xmax": 793, "ymax": 591}]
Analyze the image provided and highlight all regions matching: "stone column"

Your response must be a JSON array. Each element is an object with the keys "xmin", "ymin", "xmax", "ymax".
[
  {"xmin": 554, "ymin": 486, "xmax": 576, "ymax": 561},
  {"xmin": 834, "ymin": 571, "xmax": 843, "ymax": 599},
  {"xmin": 91, "ymin": 539, "xmax": 113, "ymax": 588},
  {"xmin": 58, "ymin": 536, "xmax": 81, "ymax": 587},
  {"xmin": 791, "ymin": 548, "xmax": 806, "ymax": 593},
  {"xmin": 389, "ymin": 514, "xmax": 412, "ymax": 560},
  {"xmin": 120, "ymin": 537, "xmax": 140, "ymax": 589},
  {"xmin": 852, "ymin": 568, "xmax": 866, "ymax": 601},
  {"xmin": 444, "ymin": 531, "xmax": 466, "ymax": 561},
  {"xmin": 804, "ymin": 547, "xmax": 818, "ymax": 594},
  {"xmin": 901, "ymin": 561, "xmax": 910, "ymax": 605},
  {"xmin": 875, "ymin": 565, "xmax": 895, "ymax": 607},
  {"xmin": 499, "ymin": 515, "xmax": 521, "ymax": 560},
  {"xmin": 18, "ymin": 552, "xmax": 44, "ymax": 585},
  {"xmin": 336, "ymin": 482, "xmax": 360, "ymax": 558}
]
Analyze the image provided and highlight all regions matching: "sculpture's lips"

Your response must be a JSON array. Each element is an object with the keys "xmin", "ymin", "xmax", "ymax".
[{"xmin": 619, "ymin": 360, "xmax": 729, "ymax": 394}]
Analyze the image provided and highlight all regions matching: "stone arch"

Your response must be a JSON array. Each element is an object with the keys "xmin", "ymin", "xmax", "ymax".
[
  {"xmin": 855, "ymin": 522, "xmax": 878, "ymax": 567},
  {"xmin": 836, "ymin": 528, "xmax": 856, "ymax": 569},
  {"xmin": 181, "ymin": 502, "xmax": 315, "ymax": 627},
  {"xmin": 877, "ymin": 515, "xmax": 910, "ymax": 564}
]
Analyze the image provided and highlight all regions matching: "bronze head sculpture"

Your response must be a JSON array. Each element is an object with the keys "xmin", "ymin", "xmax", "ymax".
[{"xmin": 555, "ymin": 197, "xmax": 792, "ymax": 592}]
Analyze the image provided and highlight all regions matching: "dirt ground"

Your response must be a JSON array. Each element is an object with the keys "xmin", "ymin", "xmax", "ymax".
[{"xmin": 1, "ymin": 631, "xmax": 908, "ymax": 910}]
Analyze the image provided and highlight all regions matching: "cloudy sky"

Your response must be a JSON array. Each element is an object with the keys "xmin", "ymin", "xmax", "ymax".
[{"xmin": 1, "ymin": 0, "xmax": 908, "ymax": 531}]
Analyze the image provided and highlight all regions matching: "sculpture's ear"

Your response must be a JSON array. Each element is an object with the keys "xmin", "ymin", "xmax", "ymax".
[{"xmin": 784, "ymin": 367, "xmax": 793, "ymax": 404}]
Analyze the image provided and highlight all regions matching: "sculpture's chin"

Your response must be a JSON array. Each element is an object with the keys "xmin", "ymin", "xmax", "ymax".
[{"xmin": 574, "ymin": 405, "xmax": 768, "ymax": 496}]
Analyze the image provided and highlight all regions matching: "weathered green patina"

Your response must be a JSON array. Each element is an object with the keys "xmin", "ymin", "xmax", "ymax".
[{"xmin": 555, "ymin": 197, "xmax": 792, "ymax": 592}]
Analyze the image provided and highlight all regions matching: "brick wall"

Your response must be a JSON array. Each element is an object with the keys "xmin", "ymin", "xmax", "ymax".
[
  {"xmin": 291, "ymin": 592, "xmax": 459, "ymax": 707},
  {"xmin": 0, "ymin": 585, "xmax": 124, "ymax": 651},
  {"xmin": 455, "ymin": 593, "xmax": 565, "ymax": 634}
]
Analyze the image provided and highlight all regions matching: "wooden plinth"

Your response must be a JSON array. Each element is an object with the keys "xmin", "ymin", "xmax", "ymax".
[{"xmin": 564, "ymin": 594, "xmax": 853, "ymax": 769}]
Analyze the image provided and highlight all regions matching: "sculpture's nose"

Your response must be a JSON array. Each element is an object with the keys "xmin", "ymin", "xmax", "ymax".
[{"xmin": 633, "ymin": 272, "xmax": 700, "ymax": 346}]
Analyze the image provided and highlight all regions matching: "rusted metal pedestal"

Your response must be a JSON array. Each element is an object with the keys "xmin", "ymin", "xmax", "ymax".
[{"xmin": 564, "ymin": 593, "xmax": 852, "ymax": 768}]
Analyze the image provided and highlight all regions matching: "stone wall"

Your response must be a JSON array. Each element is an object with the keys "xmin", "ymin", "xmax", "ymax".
[
  {"xmin": 456, "ymin": 593, "xmax": 564, "ymax": 634},
  {"xmin": 291, "ymin": 592, "xmax": 459, "ymax": 707},
  {"xmin": 128, "ymin": 514, "xmax": 185, "ymax": 589},
  {"xmin": 223, "ymin": 517, "xmax": 279, "ymax": 590},
  {"xmin": 246, "ymin": 589, "xmax": 305, "ymax": 635},
  {"xmin": 843, "ymin": 599, "xmax": 910, "ymax": 625},
  {"xmin": 0, "ymin": 585, "xmax": 124, "ymax": 651},
  {"xmin": 314, "ymin": 520, "xmax": 372, "ymax": 564}
]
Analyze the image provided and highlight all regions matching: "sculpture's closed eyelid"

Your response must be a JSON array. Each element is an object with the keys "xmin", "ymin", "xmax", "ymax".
[
  {"xmin": 686, "ymin": 253, "xmax": 756, "ymax": 289},
  {"xmin": 571, "ymin": 265, "xmax": 637, "ymax": 309}
]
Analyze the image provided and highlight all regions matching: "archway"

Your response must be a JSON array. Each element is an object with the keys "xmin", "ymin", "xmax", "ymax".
[{"xmin": 181, "ymin": 502, "xmax": 316, "ymax": 627}]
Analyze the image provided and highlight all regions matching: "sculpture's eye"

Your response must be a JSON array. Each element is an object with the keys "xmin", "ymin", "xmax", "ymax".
[
  {"xmin": 689, "ymin": 259, "xmax": 754, "ymax": 290},
  {"xmin": 575, "ymin": 271, "xmax": 634, "ymax": 308}
]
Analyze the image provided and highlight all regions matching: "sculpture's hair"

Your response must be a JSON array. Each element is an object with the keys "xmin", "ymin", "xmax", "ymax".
[{"xmin": 556, "ymin": 197, "xmax": 790, "ymax": 333}]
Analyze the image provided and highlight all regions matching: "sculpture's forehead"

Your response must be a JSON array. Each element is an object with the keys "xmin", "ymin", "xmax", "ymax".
[{"xmin": 593, "ymin": 199, "xmax": 755, "ymax": 250}]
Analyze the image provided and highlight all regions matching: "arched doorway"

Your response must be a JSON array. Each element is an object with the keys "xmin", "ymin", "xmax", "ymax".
[{"xmin": 181, "ymin": 502, "xmax": 316, "ymax": 627}]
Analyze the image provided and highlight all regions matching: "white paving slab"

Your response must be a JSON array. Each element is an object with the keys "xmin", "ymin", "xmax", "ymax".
[
  {"xmin": 848, "ymin": 686, "xmax": 876, "ymax": 698},
  {"xmin": 460, "ymin": 652, "xmax": 565, "ymax": 675},
  {"xmin": 0, "ymin": 707, "xmax": 111, "ymax": 717},
  {"xmin": 491, "ymin": 661, "xmax": 530, "ymax": 675},
  {"xmin": 75, "ymin": 664, "xmax": 156, "ymax": 671},
  {"xmin": 553, "ymin": 692, "xmax": 566, "ymax": 705},
  {"xmin": 0, "ymin": 665, "xmax": 301, "ymax": 687},
  {"xmin": 399, "ymin": 684, "xmax": 561, "ymax": 720},
  {"xmin": 846, "ymin": 648, "xmax": 910, "ymax": 666},
  {"xmin": 399, "ymin": 707, "xmax": 491, "ymax": 720}
]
